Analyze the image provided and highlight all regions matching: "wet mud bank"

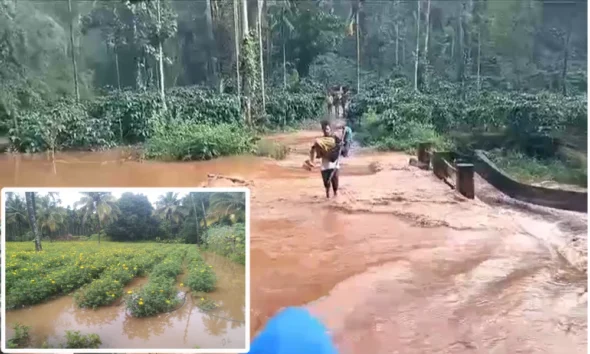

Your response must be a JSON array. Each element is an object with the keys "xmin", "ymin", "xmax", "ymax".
[{"xmin": 0, "ymin": 130, "xmax": 586, "ymax": 353}]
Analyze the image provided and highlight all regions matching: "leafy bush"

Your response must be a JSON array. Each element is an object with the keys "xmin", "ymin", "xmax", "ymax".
[
  {"xmin": 351, "ymin": 81, "xmax": 587, "ymax": 159},
  {"xmin": 10, "ymin": 99, "xmax": 116, "ymax": 153},
  {"xmin": 125, "ymin": 276, "xmax": 180, "ymax": 317},
  {"xmin": 62, "ymin": 330, "xmax": 102, "ymax": 349},
  {"xmin": 74, "ymin": 276, "xmax": 123, "ymax": 309},
  {"xmin": 262, "ymin": 92, "xmax": 325, "ymax": 128},
  {"xmin": 185, "ymin": 248, "xmax": 217, "ymax": 292},
  {"xmin": 144, "ymin": 122, "xmax": 257, "ymax": 161},
  {"xmin": 203, "ymin": 224, "xmax": 246, "ymax": 265},
  {"xmin": 7, "ymin": 323, "xmax": 31, "ymax": 349}
]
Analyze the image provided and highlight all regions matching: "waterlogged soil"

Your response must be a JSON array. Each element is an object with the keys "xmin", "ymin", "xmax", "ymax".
[
  {"xmin": 0, "ymin": 131, "xmax": 587, "ymax": 353},
  {"xmin": 4, "ymin": 253, "xmax": 246, "ymax": 350}
]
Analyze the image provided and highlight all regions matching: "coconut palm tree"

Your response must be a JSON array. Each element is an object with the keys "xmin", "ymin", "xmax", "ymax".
[
  {"xmin": 75, "ymin": 192, "xmax": 120, "ymax": 244},
  {"xmin": 208, "ymin": 192, "xmax": 246, "ymax": 223},
  {"xmin": 36, "ymin": 195, "xmax": 67, "ymax": 241},
  {"xmin": 5, "ymin": 193, "xmax": 28, "ymax": 241},
  {"xmin": 155, "ymin": 192, "xmax": 186, "ymax": 223}
]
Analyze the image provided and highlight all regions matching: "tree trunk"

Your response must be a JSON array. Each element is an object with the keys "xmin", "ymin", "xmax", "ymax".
[
  {"xmin": 25, "ymin": 192, "xmax": 42, "ymax": 252},
  {"xmin": 130, "ymin": 4, "xmax": 143, "ymax": 90},
  {"xmin": 414, "ymin": 0, "xmax": 421, "ymax": 92},
  {"xmin": 68, "ymin": 0, "xmax": 80, "ymax": 101},
  {"xmin": 241, "ymin": 0, "xmax": 249, "ymax": 39},
  {"xmin": 200, "ymin": 199, "xmax": 208, "ymax": 233},
  {"xmin": 156, "ymin": 0, "xmax": 167, "ymax": 110},
  {"xmin": 395, "ymin": 23, "xmax": 399, "ymax": 67},
  {"xmin": 561, "ymin": 17, "xmax": 573, "ymax": 96},
  {"xmin": 115, "ymin": 48, "xmax": 121, "ymax": 90},
  {"xmin": 477, "ymin": 25, "xmax": 481, "ymax": 92},
  {"xmin": 258, "ymin": 0, "xmax": 266, "ymax": 110},
  {"xmin": 457, "ymin": 2, "xmax": 465, "ymax": 95},
  {"xmin": 97, "ymin": 214, "xmax": 101, "ymax": 244},
  {"xmin": 234, "ymin": 0, "xmax": 241, "ymax": 106},
  {"xmin": 356, "ymin": 11, "xmax": 360, "ymax": 93},
  {"xmin": 282, "ymin": 15, "xmax": 287, "ymax": 89},
  {"xmin": 205, "ymin": 0, "xmax": 218, "ymax": 89},
  {"xmin": 264, "ymin": 0, "xmax": 271, "ymax": 82},
  {"xmin": 424, "ymin": 0, "xmax": 431, "ymax": 59},
  {"xmin": 190, "ymin": 193, "xmax": 200, "ymax": 245}
]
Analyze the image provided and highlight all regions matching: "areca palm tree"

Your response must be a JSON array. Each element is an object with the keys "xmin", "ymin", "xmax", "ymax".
[
  {"xmin": 75, "ymin": 192, "xmax": 120, "ymax": 244},
  {"xmin": 208, "ymin": 192, "xmax": 246, "ymax": 223},
  {"xmin": 25, "ymin": 192, "xmax": 42, "ymax": 251}
]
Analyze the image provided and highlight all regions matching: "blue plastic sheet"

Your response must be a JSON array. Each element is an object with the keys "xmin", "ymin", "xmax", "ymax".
[{"xmin": 247, "ymin": 307, "xmax": 338, "ymax": 354}]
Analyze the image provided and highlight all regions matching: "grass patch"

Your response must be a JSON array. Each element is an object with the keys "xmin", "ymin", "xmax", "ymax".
[
  {"xmin": 356, "ymin": 109, "xmax": 453, "ymax": 153},
  {"xmin": 254, "ymin": 139, "xmax": 290, "ymax": 160},
  {"xmin": 7, "ymin": 323, "xmax": 31, "ymax": 349},
  {"xmin": 487, "ymin": 148, "xmax": 587, "ymax": 187},
  {"xmin": 62, "ymin": 330, "xmax": 102, "ymax": 349},
  {"xmin": 144, "ymin": 123, "xmax": 257, "ymax": 161}
]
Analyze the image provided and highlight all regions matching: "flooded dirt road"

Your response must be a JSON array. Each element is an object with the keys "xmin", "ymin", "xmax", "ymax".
[
  {"xmin": 0, "ymin": 131, "xmax": 587, "ymax": 353},
  {"xmin": 4, "ymin": 253, "xmax": 246, "ymax": 350}
]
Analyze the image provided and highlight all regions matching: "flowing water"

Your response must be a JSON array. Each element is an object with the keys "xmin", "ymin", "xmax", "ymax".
[
  {"xmin": 4, "ymin": 253, "xmax": 246, "ymax": 350},
  {"xmin": 0, "ymin": 131, "xmax": 587, "ymax": 353}
]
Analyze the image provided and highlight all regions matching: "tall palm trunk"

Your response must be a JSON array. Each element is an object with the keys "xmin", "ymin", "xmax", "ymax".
[
  {"xmin": 25, "ymin": 192, "xmax": 42, "ymax": 252},
  {"xmin": 395, "ymin": 23, "xmax": 399, "ymax": 67},
  {"xmin": 190, "ymin": 194, "xmax": 200, "ymax": 245},
  {"xmin": 115, "ymin": 48, "xmax": 121, "ymax": 90},
  {"xmin": 67, "ymin": 0, "xmax": 80, "ymax": 101},
  {"xmin": 476, "ymin": 25, "xmax": 481, "ymax": 92},
  {"xmin": 356, "ymin": 11, "xmax": 360, "ymax": 93},
  {"xmin": 205, "ymin": 0, "xmax": 218, "ymax": 89},
  {"xmin": 414, "ymin": 0, "xmax": 421, "ymax": 92},
  {"xmin": 156, "ymin": 0, "xmax": 167, "ymax": 110},
  {"xmin": 241, "ymin": 0, "xmax": 250, "ymax": 125},
  {"xmin": 233, "ymin": 0, "xmax": 241, "ymax": 106},
  {"xmin": 201, "ymin": 200, "xmax": 208, "ymax": 233},
  {"xmin": 130, "ymin": 4, "xmax": 143, "ymax": 90},
  {"xmin": 423, "ymin": 0, "xmax": 431, "ymax": 59},
  {"xmin": 241, "ymin": 0, "xmax": 249, "ymax": 39},
  {"xmin": 561, "ymin": 16, "xmax": 573, "ymax": 96},
  {"xmin": 282, "ymin": 20, "xmax": 287, "ymax": 89},
  {"xmin": 257, "ymin": 0, "xmax": 266, "ymax": 110}
]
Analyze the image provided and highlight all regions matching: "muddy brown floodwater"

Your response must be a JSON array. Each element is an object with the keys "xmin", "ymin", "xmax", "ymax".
[
  {"xmin": 4, "ymin": 253, "xmax": 246, "ymax": 350},
  {"xmin": 0, "ymin": 130, "xmax": 587, "ymax": 353}
]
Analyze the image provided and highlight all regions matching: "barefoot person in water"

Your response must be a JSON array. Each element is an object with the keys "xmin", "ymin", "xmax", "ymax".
[{"xmin": 307, "ymin": 120, "xmax": 341, "ymax": 198}]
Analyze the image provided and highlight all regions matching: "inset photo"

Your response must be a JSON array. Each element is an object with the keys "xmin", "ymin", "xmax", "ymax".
[{"xmin": 1, "ymin": 187, "xmax": 250, "ymax": 353}]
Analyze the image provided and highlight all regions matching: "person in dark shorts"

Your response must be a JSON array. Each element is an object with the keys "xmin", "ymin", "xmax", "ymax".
[{"xmin": 319, "ymin": 120, "xmax": 341, "ymax": 198}]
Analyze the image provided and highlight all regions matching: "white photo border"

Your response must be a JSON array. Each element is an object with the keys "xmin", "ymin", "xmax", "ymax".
[{"xmin": 1, "ymin": 187, "xmax": 251, "ymax": 354}]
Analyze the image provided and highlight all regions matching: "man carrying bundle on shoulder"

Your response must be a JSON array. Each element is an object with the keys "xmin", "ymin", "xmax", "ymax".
[{"xmin": 305, "ymin": 120, "xmax": 343, "ymax": 198}]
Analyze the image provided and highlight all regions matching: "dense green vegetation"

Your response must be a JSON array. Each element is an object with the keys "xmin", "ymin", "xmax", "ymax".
[
  {"xmin": 5, "ymin": 191, "xmax": 247, "ymax": 263},
  {"xmin": 0, "ymin": 0, "xmax": 586, "ymax": 183}
]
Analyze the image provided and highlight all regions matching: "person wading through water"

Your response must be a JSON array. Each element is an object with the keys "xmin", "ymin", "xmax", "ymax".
[{"xmin": 306, "ymin": 120, "xmax": 343, "ymax": 198}]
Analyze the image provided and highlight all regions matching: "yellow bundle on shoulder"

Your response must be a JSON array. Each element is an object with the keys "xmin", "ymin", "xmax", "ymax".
[{"xmin": 314, "ymin": 137, "xmax": 337, "ymax": 158}]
